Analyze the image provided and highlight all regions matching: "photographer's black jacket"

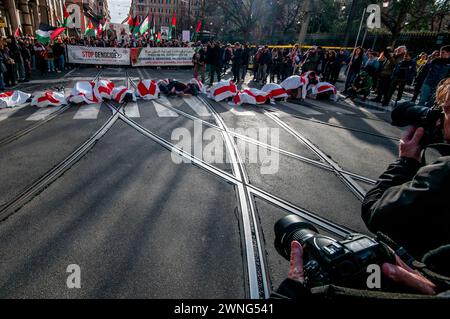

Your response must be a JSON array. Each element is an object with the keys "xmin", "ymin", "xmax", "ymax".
[
  {"xmin": 273, "ymin": 145, "xmax": 450, "ymax": 300},
  {"xmin": 362, "ymin": 144, "xmax": 450, "ymax": 261}
]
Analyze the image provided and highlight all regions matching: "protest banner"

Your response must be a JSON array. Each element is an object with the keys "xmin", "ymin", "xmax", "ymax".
[
  {"xmin": 67, "ymin": 45, "xmax": 130, "ymax": 65},
  {"xmin": 131, "ymin": 47, "xmax": 194, "ymax": 66}
]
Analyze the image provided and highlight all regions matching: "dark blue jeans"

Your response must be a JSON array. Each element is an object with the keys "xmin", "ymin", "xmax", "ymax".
[
  {"xmin": 0, "ymin": 72, "xmax": 5, "ymax": 90},
  {"xmin": 345, "ymin": 70, "xmax": 358, "ymax": 91}
]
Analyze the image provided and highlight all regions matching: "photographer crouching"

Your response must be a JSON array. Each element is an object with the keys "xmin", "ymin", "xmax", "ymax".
[{"xmin": 273, "ymin": 78, "xmax": 450, "ymax": 300}]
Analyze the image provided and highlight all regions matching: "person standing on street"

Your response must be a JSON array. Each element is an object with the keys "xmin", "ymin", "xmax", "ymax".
[
  {"xmin": 412, "ymin": 51, "xmax": 439, "ymax": 103},
  {"xmin": 259, "ymin": 46, "xmax": 272, "ymax": 85},
  {"xmin": 240, "ymin": 44, "xmax": 250, "ymax": 82},
  {"xmin": 231, "ymin": 42, "xmax": 243, "ymax": 83},
  {"xmin": 53, "ymin": 40, "xmax": 66, "ymax": 73},
  {"xmin": 207, "ymin": 42, "xmax": 221, "ymax": 86},
  {"xmin": 270, "ymin": 48, "xmax": 282, "ymax": 83},
  {"xmin": 301, "ymin": 46, "xmax": 319, "ymax": 73},
  {"xmin": 34, "ymin": 41, "xmax": 47, "ymax": 76},
  {"xmin": 344, "ymin": 46, "xmax": 364, "ymax": 92},
  {"xmin": 18, "ymin": 39, "xmax": 31, "ymax": 81},
  {"xmin": 387, "ymin": 51, "xmax": 416, "ymax": 102},
  {"xmin": 0, "ymin": 38, "xmax": 7, "ymax": 90},
  {"xmin": 372, "ymin": 46, "xmax": 405, "ymax": 106},
  {"xmin": 7, "ymin": 36, "xmax": 25, "ymax": 82},
  {"xmin": 419, "ymin": 45, "xmax": 450, "ymax": 106},
  {"xmin": 192, "ymin": 47, "xmax": 206, "ymax": 83}
]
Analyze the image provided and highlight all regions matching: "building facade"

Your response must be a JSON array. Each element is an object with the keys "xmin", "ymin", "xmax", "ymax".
[
  {"xmin": 0, "ymin": 0, "xmax": 110, "ymax": 36},
  {"xmin": 127, "ymin": 0, "xmax": 204, "ymax": 33}
]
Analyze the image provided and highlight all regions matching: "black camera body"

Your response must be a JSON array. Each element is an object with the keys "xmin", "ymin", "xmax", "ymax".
[
  {"xmin": 391, "ymin": 101, "xmax": 444, "ymax": 145},
  {"xmin": 274, "ymin": 215, "xmax": 395, "ymax": 288}
]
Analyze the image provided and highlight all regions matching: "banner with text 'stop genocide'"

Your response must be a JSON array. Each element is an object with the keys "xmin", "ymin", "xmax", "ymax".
[
  {"xmin": 131, "ymin": 47, "xmax": 195, "ymax": 67},
  {"xmin": 67, "ymin": 45, "xmax": 131, "ymax": 65}
]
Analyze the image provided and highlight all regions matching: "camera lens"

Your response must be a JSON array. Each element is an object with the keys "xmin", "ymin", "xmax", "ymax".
[
  {"xmin": 274, "ymin": 215, "xmax": 319, "ymax": 260},
  {"xmin": 391, "ymin": 101, "xmax": 440, "ymax": 127}
]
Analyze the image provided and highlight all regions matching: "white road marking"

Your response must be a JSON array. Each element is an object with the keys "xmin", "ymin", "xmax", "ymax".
[
  {"xmin": 124, "ymin": 101, "xmax": 140, "ymax": 118},
  {"xmin": 183, "ymin": 97, "xmax": 210, "ymax": 116},
  {"xmin": 26, "ymin": 106, "xmax": 62, "ymax": 121},
  {"xmin": 221, "ymin": 102, "xmax": 255, "ymax": 116},
  {"xmin": 73, "ymin": 103, "xmax": 102, "ymax": 119},
  {"xmin": 153, "ymin": 99, "xmax": 178, "ymax": 117},
  {"xmin": 0, "ymin": 105, "xmax": 27, "ymax": 122},
  {"xmin": 280, "ymin": 102, "xmax": 323, "ymax": 115}
]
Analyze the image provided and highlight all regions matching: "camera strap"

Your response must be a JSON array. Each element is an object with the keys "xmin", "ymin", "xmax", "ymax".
[
  {"xmin": 376, "ymin": 232, "xmax": 415, "ymax": 266},
  {"xmin": 377, "ymin": 232, "xmax": 450, "ymax": 293}
]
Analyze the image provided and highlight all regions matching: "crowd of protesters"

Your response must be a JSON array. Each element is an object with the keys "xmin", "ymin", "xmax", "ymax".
[
  {"xmin": 1, "ymin": 32, "xmax": 449, "ymax": 108},
  {"xmin": 0, "ymin": 35, "xmax": 68, "ymax": 89},
  {"xmin": 191, "ymin": 41, "xmax": 449, "ymax": 107},
  {"xmin": 0, "ymin": 34, "xmax": 193, "ymax": 90}
]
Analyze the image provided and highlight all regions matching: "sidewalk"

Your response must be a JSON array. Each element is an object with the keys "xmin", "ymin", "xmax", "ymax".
[{"xmin": 2, "ymin": 67, "xmax": 77, "ymax": 92}]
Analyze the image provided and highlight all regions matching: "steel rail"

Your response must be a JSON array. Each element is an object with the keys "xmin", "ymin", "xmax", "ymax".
[{"xmin": 0, "ymin": 71, "xmax": 126, "ymax": 222}]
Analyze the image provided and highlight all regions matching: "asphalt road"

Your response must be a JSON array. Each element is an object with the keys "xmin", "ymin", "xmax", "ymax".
[{"xmin": 0, "ymin": 67, "xmax": 402, "ymax": 298}]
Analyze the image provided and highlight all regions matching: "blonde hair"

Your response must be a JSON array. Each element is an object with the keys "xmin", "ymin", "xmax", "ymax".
[{"xmin": 436, "ymin": 77, "xmax": 450, "ymax": 113}]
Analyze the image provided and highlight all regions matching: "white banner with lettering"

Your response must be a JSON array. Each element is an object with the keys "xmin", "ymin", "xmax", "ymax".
[
  {"xmin": 131, "ymin": 47, "xmax": 195, "ymax": 66},
  {"xmin": 67, "ymin": 45, "xmax": 131, "ymax": 65}
]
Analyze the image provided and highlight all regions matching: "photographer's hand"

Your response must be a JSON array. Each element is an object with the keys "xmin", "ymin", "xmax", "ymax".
[
  {"xmin": 288, "ymin": 241, "xmax": 305, "ymax": 283},
  {"xmin": 382, "ymin": 255, "xmax": 437, "ymax": 295},
  {"xmin": 399, "ymin": 126, "xmax": 424, "ymax": 162}
]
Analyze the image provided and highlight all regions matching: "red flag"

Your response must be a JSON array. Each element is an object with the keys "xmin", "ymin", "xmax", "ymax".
[
  {"xmin": 171, "ymin": 14, "xmax": 177, "ymax": 27},
  {"xmin": 14, "ymin": 27, "xmax": 21, "ymax": 38},
  {"xmin": 133, "ymin": 16, "xmax": 141, "ymax": 35},
  {"xmin": 195, "ymin": 21, "xmax": 202, "ymax": 33},
  {"xmin": 63, "ymin": 5, "xmax": 70, "ymax": 19},
  {"xmin": 50, "ymin": 27, "xmax": 66, "ymax": 40},
  {"xmin": 127, "ymin": 15, "xmax": 134, "ymax": 31},
  {"xmin": 97, "ymin": 22, "xmax": 103, "ymax": 38}
]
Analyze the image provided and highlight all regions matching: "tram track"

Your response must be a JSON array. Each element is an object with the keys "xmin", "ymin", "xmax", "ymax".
[
  {"xmin": 127, "ymin": 78, "xmax": 377, "ymax": 185},
  {"xmin": 0, "ymin": 71, "xmax": 374, "ymax": 297},
  {"xmin": 0, "ymin": 71, "xmax": 129, "ymax": 222},
  {"xmin": 115, "ymin": 78, "xmax": 357, "ymax": 297},
  {"xmin": 0, "ymin": 71, "xmax": 103, "ymax": 149}
]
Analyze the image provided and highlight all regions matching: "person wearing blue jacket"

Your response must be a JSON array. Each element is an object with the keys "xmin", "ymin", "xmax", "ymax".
[{"xmin": 419, "ymin": 45, "xmax": 450, "ymax": 106}]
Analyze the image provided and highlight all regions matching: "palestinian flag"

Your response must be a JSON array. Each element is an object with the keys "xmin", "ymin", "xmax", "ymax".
[
  {"xmin": 150, "ymin": 14, "xmax": 156, "ymax": 37},
  {"xmin": 84, "ymin": 21, "xmax": 95, "ymax": 36},
  {"xmin": 63, "ymin": 5, "xmax": 71, "ymax": 27},
  {"xmin": 132, "ymin": 16, "xmax": 141, "ymax": 35},
  {"xmin": 127, "ymin": 15, "xmax": 134, "ymax": 32},
  {"xmin": 36, "ymin": 26, "xmax": 66, "ymax": 44},
  {"xmin": 169, "ymin": 14, "xmax": 176, "ymax": 39},
  {"xmin": 191, "ymin": 20, "xmax": 201, "ymax": 41},
  {"xmin": 97, "ymin": 22, "xmax": 103, "ymax": 38},
  {"xmin": 139, "ymin": 16, "xmax": 149, "ymax": 35},
  {"xmin": 14, "ymin": 27, "xmax": 21, "ymax": 38},
  {"xmin": 156, "ymin": 32, "xmax": 161, "ymax": 43}
]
